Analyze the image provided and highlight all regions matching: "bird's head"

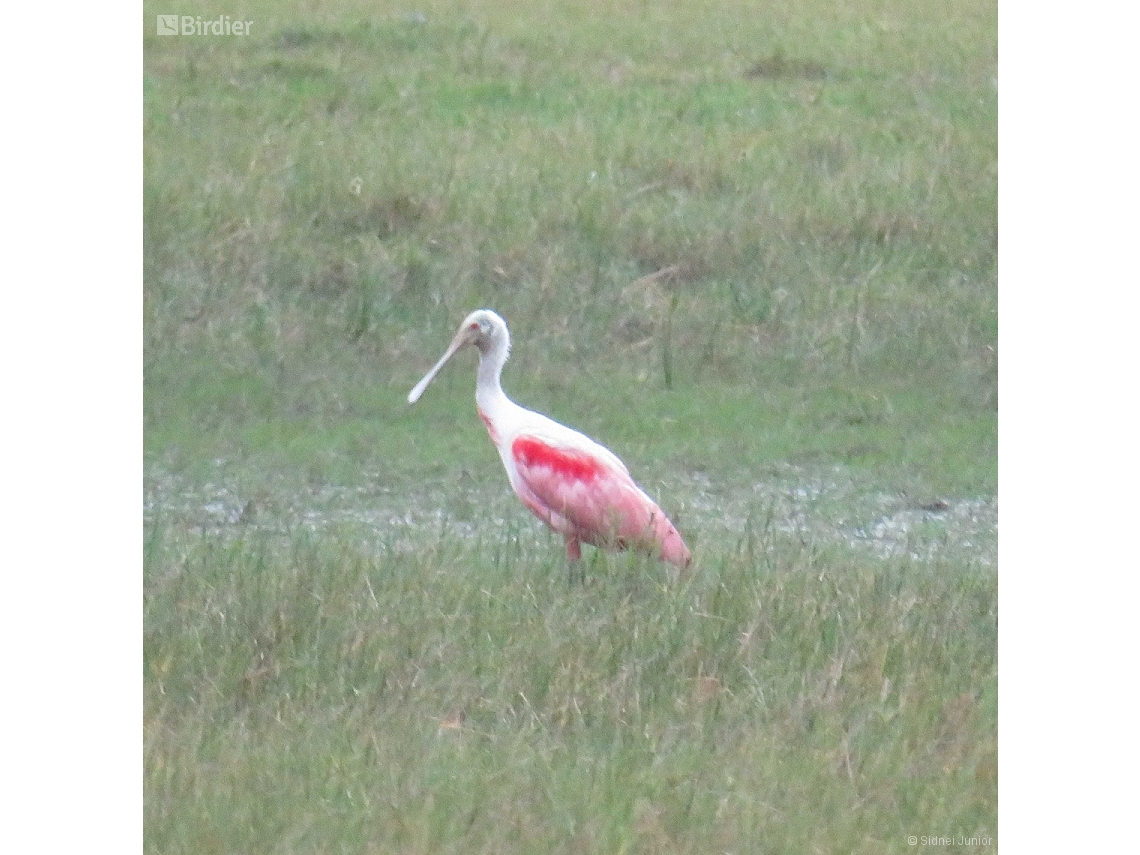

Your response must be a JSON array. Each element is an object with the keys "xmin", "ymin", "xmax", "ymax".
[
  {"xmin": 457, "ymin": 309, "xmax": 508, "ymax": 355},
  {"xmin": 407, "ymin": 309, "xmax": 511, "ymax": 404}
]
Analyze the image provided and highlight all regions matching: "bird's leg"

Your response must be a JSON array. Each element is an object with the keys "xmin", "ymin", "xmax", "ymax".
[
  {"xmin": 564, "ymin": 536, "xmax": 581, "ymax": 562},
  {"xmin": 565, "ymin": 536, "xmax": 584, "ymax": 585}
]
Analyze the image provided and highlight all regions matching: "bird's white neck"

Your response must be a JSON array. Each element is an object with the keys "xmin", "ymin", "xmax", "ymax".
[{"xmin": 475, "ymin": 328, "xmax": 512, "ymax": 413}]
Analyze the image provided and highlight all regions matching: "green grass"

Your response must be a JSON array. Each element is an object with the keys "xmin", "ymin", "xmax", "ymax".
[
  {"xmin": 144, "ymin": 0, "xmax": 996, "ymax": 850},
  {"xmin": 145, "ymin": 531, "xmax": 995, "ymax": 853}
]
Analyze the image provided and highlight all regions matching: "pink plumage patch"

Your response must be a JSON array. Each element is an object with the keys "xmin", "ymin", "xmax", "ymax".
[
  {"xmin": 512, "ymin": 436, "xmax": 605, "ymax": 482},
  {"xmin": 477, "ymin": 407, "xmax": 499, "ymax": 444}
]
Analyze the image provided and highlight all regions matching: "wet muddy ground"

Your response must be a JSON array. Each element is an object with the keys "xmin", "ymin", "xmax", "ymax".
[{"xmin": 145, "ymin": 460, "xmax": 996, "ymax": 568}]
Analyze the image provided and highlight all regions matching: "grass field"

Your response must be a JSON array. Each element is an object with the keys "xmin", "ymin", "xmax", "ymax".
[{"xmin": 143, "ymin": 0, "xmax": 997, "ymax": 850}]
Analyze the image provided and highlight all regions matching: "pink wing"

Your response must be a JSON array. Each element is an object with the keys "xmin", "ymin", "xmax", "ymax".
[{"xmin": 511, "ymin": 434, "xmax": 690, "ymax": 565}]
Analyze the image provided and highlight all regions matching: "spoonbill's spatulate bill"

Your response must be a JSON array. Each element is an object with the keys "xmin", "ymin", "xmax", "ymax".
[{"xmin": 408, "ymin": 309, "xmax": 691, "ymax": 568}]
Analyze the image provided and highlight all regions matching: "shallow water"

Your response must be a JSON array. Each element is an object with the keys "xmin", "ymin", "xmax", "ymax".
[{"xmin": 145, "ymin": 455, "xmax": 996, "ymax": 569}]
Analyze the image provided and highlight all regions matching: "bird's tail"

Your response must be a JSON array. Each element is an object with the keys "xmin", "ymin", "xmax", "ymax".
[{"xmin": 653, "ymin": 513, "xmax": 692, "ymax": 569}]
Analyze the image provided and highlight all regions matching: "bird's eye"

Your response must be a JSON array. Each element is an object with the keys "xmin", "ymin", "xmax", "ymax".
[{"xmin": 469, "ymin": 322, "xmax": 479, "ymax": 331}]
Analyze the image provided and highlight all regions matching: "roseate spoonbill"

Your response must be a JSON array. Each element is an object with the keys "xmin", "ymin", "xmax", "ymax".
[{"xmin": 408, "ymin": 310, "xmax": 691, "ymax": 568}]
